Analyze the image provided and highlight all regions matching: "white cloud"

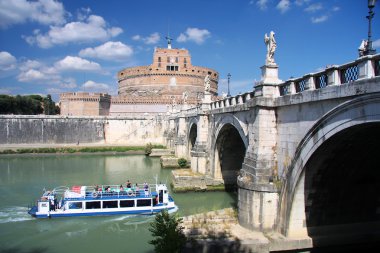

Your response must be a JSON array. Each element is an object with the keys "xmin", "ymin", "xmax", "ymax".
[
  {"xmin": 177, "ymin": 33, "xmax": 187, "ymax": 43},
  {"xmin": 18, "ymin": 69, "xmax": 46, "ymax": 82},
  {"xmin": 144, "ymin": 32, "xmax": 160, "ymax": 45},
  {"xmin": 0, "ymin": 51, "xmax": 17, "ymax": 71},
  {"xmin": 256, "ymin": 0, "xmax": 269, "ymax": 10},
  {"xmin": 60, "ymin": 78, "xmax": 77, "ymax": 89},
  {"xmin": 276, "ymin": 0, "xmax": 290, "ymax": 13},
  {"xmin": 132, "ymin": 35, "xmax": 141, "ymax": 41},
  {"xmin": 132, "ymin": 33, "xmax": 161, "ymax": 45},
  {"xmin": 19, "ymin": 59, "xmax": 42, "ymax": 71},
  {"xmin": 373, "ymin": 39, "xmax": 380, "ymax": 49},
  {"xmin": 46, "ymin": 87, "xmax": 63, "ymax": 94},
  {"xmin": 0, "ymin": 0, "xmax": 66, "ymax": 29},
  {"xmin": 295, "ymin": 0, "xmax": 310, "ymax": 6},
  {"xmin": 77, "ymin": 7, "xmax": 91, "ymax": 21},
  {"xmin": 55, "ymin": 56, "xmax": 101, "ymax": 71},
  {"xmin": 176, "ymin": 28, "xmax": 211, "ymax": 45},
  {"xmin": 24, "ymin": 15, "xmax": 123, "ymax": 48},
  {"xmin": 332, "ymin": 6, "xmax": 340, "ymax": 12},
  {"xmin": 82, "ymin": 80, "xmax": 109, "ymax": 92},
  {"xmin": 0, "ymin": 87, "xmax": 16, "ymax": 94},
  {"xmin": 305, "ymin": 3, "xmax": 323, "ymax": 12},
  {"xmin": 17, "ymin": 59, "xmax": 60, "ymax": 83},
  {"xmin": 79, "ymin": 41, "xmax": 133, "ymax": 61},
  {"xmin": 311, "ymin": 15, "xmax": 328, "ymax": 23}
]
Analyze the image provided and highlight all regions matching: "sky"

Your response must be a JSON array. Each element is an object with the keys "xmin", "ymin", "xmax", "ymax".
[{"xmin": 0, "ymin": 0, "xmax": 379, "ymax": 102}]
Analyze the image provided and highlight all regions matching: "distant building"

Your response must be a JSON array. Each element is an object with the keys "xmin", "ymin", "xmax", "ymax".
[
  {"xmin": 59, "ymin": 40, "xmax": 219, "ymax": 116},
  {"xmin": 59, "ymin": 92, "xmax": 111, "ymax": 116}
]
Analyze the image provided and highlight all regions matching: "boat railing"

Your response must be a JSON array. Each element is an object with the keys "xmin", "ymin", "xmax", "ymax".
[{"xmin": 64, "ymin": 184, "xmax": 158, "ymax": 199}]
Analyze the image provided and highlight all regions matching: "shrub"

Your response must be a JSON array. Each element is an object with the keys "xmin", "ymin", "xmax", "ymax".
[
  {"xmin": 178, "ymin": 158, "xmax": 187, "ymax": 168},
  {"xmin": 145, "ymin": 143, "xmax": 153, "ymax": 156},
  {"xmin": 149, "ymin": 209, "xmax": 186, "ymax": 253}
]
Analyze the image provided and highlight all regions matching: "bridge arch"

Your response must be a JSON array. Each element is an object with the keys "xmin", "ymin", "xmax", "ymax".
[
  {"xmin": 281, "ymin": 94, "xmax": 380, "ymax": 244},
  {"xmin": 188, "ymin": 120, "xmax": 197, "ymax": 157},
  {"xmin": 211, "ymin": 115, "xmax": 248, "ymax": 190}
]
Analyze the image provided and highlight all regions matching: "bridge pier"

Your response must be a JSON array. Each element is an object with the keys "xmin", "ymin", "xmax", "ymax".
[
  {"xmin": 174, "ymin": 112, "xmax": 187, "ymax": 158},
  {"xmin": 237, "ymin": 64, "xmax": 281, "ymax": 232},
  {"xmin": 237, "ymin": 107, "xmax": 279, "ymax": 232},
  {"xmin": 190, "ymin": 93, "xmax": 212, "ymax": 175}
]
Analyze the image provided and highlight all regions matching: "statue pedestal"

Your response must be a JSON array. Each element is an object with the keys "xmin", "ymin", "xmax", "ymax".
[
  {"xmin": 202, "ymin": 92, "xmax": 212, "ymax": 103},
  {"xmin": 260, "ymin": 64, "xmax": 282, "ymax": 84},
  {"xmin": 255, "ymin": 64, "xmax": 282, "ymax": 98}
]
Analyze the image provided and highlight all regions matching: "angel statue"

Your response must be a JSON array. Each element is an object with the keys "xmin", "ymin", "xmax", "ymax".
[
  {"xmin": 182, "ymin": 91, "xmax": 188, "ymax": 104},
  {"xmin": 264, "ymin": 31, "xmax": 277, "ymax": 65},
  {"xmin": 204, "ymin": 74, "xmax": 211, "ymax": 92}
]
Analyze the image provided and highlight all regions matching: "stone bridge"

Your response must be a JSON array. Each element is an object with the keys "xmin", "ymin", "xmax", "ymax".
[{"xmin": 167, "ymin": 54, "xmax": 380, "ymax": 248}]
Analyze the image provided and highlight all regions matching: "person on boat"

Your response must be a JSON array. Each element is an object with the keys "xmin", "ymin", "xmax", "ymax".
[
  {"xmin": 126, "ymin": 180, "xmax": 131, "ymax": 189},
  {"xmin": 144, "ymin": 182, "xmax": 149, "ymax": 196},
  {"xmin": 54, "ymin": 195, "xmax": 58, "ymax": 210},
  {"xmin": 134, "ymin": 183, "xmax": 139, "ymax": 196},
  {"xmin": 49, "ymin": 195, "xmax": 55, "ymax": 211},
  {"xmin": 119, "ymin": 185, "xmax": 124, "ymax": 192}
]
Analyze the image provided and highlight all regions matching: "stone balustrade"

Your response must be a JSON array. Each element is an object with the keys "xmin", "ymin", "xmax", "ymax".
[
  {"xmin": 210, "ymin": 91, "xmax": 255, "ymax": 110},
  {"xmin": 278, "ymin": 54, "xmax": 380, "ymax": 96}
]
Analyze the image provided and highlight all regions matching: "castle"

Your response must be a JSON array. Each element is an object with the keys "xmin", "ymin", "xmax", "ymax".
[{"xmin": 59, "ymin": 40, "xmax": 219, "ymax": 116}]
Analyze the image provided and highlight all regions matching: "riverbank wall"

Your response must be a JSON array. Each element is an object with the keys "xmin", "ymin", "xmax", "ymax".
[{"xmin": 0, "ymin": 115, "xmax": 167, "ymax": 146}]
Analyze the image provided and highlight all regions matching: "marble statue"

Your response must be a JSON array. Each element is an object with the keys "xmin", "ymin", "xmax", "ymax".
[
  {"xmin": 264, "ymin": 31, "xmax": 277, "ymax": 65},
  {"xmin": 358, "ymin": 39, "xmax": 368, "ymax": 57},
  {"xmin": 182, "ymin": 91, "xmax": 188, "ymax": 104},
  {"xmin": 204, "ymin": 74, "xmax": 211, "ymax": 92}
]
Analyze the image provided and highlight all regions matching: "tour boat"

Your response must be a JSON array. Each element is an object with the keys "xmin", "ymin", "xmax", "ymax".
[{"xmin": 28, "ymin": 183, "xmax": 178, "ymax": 218}]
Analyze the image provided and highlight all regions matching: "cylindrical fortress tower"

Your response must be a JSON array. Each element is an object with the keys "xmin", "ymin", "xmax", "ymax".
[{"xmin": 116, "ymin": 47, "xmax": 219, "ymax": 105}]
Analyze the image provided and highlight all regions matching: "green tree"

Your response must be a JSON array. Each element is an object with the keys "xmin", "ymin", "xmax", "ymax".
[
  {"xmin": 145, "ymin": 143, "xmax": 153, "ymax": 156},
  {"xmin": 0, "ymin": 95, "xmax": 14, "ymax": 114},
  {"xmin": 43, "ymin": 94, "xmax": 57, "ymax": 115},
  {"xmin": 178, "ymin": 158, "xmax": 187, "ymax": 168},
  {"xmin": 149, "ymin": 209, "xmax": 186, "ymax": 253},
  {"xmin": 0, "ymin": 94, "xmax": 58, "ymax": 115}
]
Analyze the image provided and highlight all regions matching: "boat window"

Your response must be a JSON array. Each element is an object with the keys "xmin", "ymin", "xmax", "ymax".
[
  {"xmin": 103, "ymin": 201, "xmax": 118, "ymax": 208},
  {"xmin": 137, "ymin": 199, "xmax": 151, "ymax": 207},
  {"xmin": 85, "ymin": 201, "xmax": 101, "ymax": 209},
  {"xmin": 120, "ymin": 200, "xmax": 134, "ymax": 208},
  {"xmin": 68, "ymin": 202, "xmax": 82, "ymax": 209}
]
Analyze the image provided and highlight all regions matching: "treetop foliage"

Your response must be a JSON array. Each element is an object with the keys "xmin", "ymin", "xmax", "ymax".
[
  {"xmin": 0, "ymin": 94, "xmax": 59, "ymax": 115},
  {"xmin": 149, "ymin": 209, "xmax": 186, "ymax": 253}
]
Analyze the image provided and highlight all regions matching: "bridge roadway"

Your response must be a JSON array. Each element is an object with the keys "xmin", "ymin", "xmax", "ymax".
[{"xmin": 167, "ymin": 53, "xmax": 380, "ymax": 251}]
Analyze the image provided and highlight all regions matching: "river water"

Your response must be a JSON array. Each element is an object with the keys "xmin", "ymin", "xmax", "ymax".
[{"xmin": 0, "ymin": 154, "xmax": 236, "ymax": 253}]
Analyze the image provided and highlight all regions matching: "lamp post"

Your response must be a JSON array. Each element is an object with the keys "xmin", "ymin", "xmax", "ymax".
[
  {"xmin": 227, "ymin": 73, "xmax": 231, "ymax": 97},
  {"xmin": 365, "ymin": 0, "xmax": 377, "ymax": 55}
]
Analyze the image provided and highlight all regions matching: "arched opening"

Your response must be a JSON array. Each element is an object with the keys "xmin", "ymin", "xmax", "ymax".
[
  {"xmin": 303, "ymin": 122, "xmax": 380, "ymax": 246},
  {"xmin": 188, "ymin": 124, "xmax": 197, "ymax": 157},
  {"xmin": 214, "ymin": 123, "xmax": 246, "ymax": 191}
]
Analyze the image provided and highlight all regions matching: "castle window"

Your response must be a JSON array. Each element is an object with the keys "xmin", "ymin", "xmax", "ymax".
[
  {"xmin": 166, "ymin": 65, "xmax": 178, "ymax": 71},
  {"xmin": 167, "ymin": 57, "xmax": 170, "ymax": 63},
  {"xmin": 175, "ymin": 57, "xmax": 178, "ymax": 63},
  {"xmin": 158, "ymin": 57, "xmax": 161, "ymax": 62}
]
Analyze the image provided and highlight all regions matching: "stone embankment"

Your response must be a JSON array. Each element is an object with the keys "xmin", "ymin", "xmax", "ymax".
[
  {"xmin": 181, "ymin": 208, "xmax": 312, "ymax": 253},
  {"xmin": 171, "ymin": 169, "xmax": 225, "ymax": 192}
]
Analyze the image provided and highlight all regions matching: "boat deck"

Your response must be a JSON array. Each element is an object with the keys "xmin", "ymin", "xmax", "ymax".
[{"xmin": 65, "ymin": 189, "xmax": 158, "ymax": 201}]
